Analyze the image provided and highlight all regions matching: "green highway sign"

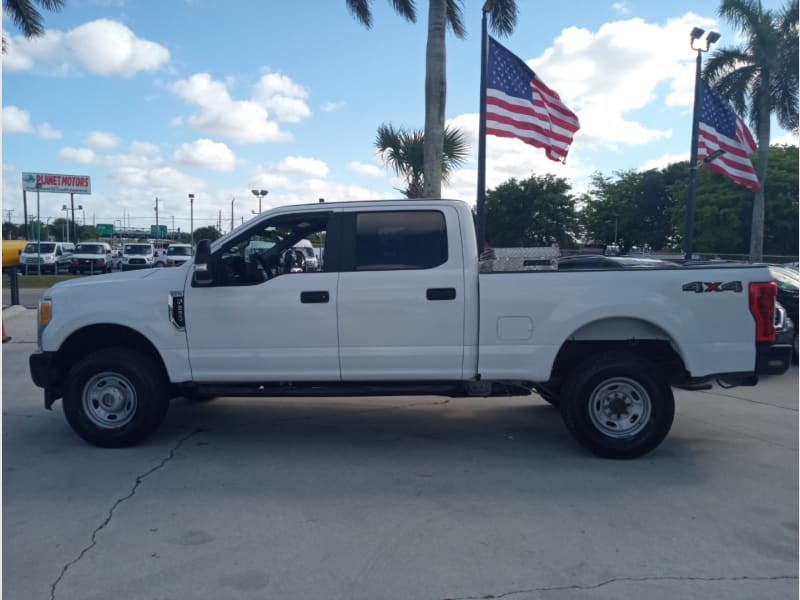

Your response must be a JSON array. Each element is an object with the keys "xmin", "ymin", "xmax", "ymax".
[
  {"xmin": 150, "ymin": 224, "xmax": 168, "ymax": 236},
  {"xmin": 96, "ymin": 223, "xmax": 114, "ymax": 236}
]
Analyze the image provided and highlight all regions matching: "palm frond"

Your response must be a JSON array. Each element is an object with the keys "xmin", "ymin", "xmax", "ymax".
[
  {"xmin": 484, "ymin": 0, "xmax": 517, "ymax": 37},
  {"xmin": 389, "ymin": 0, "xmax": 417, "ymax": 23},
  {"xmin": 446, "ymin": 0, "xmax": 466, "ymax": 38},
  {"xmin": 718, "ymin": 0, "xmax": 764, "ymax": 38},
  {"xmin": 346, "ymin": 0, "xmax": 373, "ymax": 28},
  {"xmin": 703, "ymin": 47, "xmax": 754, "ymax": 83},
  {"xmin": 4, "ymin": 0, "xmax": 45, "ymax": 37}
]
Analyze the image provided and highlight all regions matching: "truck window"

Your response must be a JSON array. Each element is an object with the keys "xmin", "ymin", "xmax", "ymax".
[{"xmin": 354, "ymin": 211, "xmax": 447, "ymax": 271}]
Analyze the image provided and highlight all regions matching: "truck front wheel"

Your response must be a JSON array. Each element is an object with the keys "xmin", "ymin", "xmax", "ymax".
[
  {"xmin": 62, "ymin": 348, "xmax": 170, "ymax": 447},
  {"xmin": 560, "ymin": 354, "xmax": 674, "ymax": 459}
]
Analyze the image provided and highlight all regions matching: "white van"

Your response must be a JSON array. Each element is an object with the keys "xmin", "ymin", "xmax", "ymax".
[
  {"xmin": 121, "ymin": 243, "xmax": 155, "ymax": 271},
  {"xmin": 18, "ymin": 241, "xmax": 73, "ymax": 274},
  {"xmin": 293, "ymin": 239, "xmax": 320, "ymax": 271},
  {"xmin": 70, "ymin": 242, "xmax": 112, "ymax": 274}
]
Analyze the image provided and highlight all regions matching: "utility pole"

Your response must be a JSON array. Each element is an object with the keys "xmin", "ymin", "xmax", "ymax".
[
  {"xmin": 4, "ymin": 209, "xmax": 13, "ymax": 239},
  {"xmin": 230, "ymin": 198, "xmax": 235, "ymax": 232},
  {"xmin": 188, "ymin": 194, "xmax": 195, "ymax": 248},
  {"xmin": 154, "ymin": 197, "xmax": 160, "ymax": 246},
  {"xmin": 218, "ymin": 209, "xmax": 222, "ymax": 232}
]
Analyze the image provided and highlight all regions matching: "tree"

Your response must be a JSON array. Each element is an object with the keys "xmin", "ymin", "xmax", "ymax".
[
  {"xmin": 485, "ymin": 174, "xmax": 580, "ymax": 248},
  {"xmin": 375, "ymin": 123, "xmax": 469, "ymax": 198},
  {"xmin": 3, "ymin": 0, "xmax": 65, "ymax": 52},
  {"xmin": 703, "ymin": 0, "xmax": 799, "ymax": 261},
  {"xmin": 348, "ymin": 0, "xmax": 517, "ymax": 198},
  {"xmin": 193, "ymin": 226, "xmax": 221, "ymax": 242}
]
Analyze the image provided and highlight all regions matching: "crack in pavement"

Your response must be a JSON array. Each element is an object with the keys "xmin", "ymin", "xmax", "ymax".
[
  {"xmin": 443, "ymin": 574, "xmax": 798, "ymax": 599},
  {"xmin": 49, "ymin": 429, "xmax": 202, "ymax": 600},
  {"xmin": 698, "ymin": 389, "xmax": 799, "ymax": 412}
]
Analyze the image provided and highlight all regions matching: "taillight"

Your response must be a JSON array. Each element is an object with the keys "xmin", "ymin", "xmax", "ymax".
[{"xmin": 749, "ymin": 282, "xmax": 777, "ymax": 342}]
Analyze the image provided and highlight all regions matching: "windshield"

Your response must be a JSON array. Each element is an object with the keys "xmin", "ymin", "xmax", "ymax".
[
  {"xmin": 76, "ymin": 244, "xmax": 105, "ymax": 254},
  {"xmin": 23, "ymin": 242, "xmax": 55, "ymax": 253},
  {"xmin": 167, "ymin": 246, "xmax": 192, "ymax": 256},
  {"xmin": 124, "ymin": 244, "xmax": 152, "ymax": 255},
  {"xmin": 769, "ymin": 266, "xmax": 799, "ymax": 290}
]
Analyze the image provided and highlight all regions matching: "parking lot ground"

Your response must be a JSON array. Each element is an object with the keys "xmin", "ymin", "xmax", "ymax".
[{"xmin": 3, "ymin": 308, "xmax": 798, "ymax": 600}]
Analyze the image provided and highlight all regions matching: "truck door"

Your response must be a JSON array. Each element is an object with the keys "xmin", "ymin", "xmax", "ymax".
[
  {"xmin": 336, "ymin": 206, "xmax": 466, "ymax": 380},
  {"xmin": 182, "ymin": 210, "xmax": 341, "ymax": 382}
]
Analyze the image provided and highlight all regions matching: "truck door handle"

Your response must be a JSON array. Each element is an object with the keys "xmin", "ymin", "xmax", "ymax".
[
  {"xmin": 300, "ymin": 291, "xmax": 329, "ymax": 303},
  {"xmin": 426, "ymin": 287, "xmax": 456, "ymax": 301}
]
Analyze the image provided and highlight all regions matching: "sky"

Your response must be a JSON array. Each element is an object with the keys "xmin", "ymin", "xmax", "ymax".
[{"xmin": 1, "ymin": 0, "xmax": 797, "ymax": 236}]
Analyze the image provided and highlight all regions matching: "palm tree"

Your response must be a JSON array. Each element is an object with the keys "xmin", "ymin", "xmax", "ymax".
[
  {"xmin": 703, "ymin": 0, "xmax": 798, "ymax": 262},
  {"xmin": 375, "ymin": 123, "xmax": 470, "ymax": 198},
  {"xmin": 3, "ymin": 0, "xmax": 65, "ymax": 52},
  {"xmin": 348, "ymin": 0, "xmax": 517, "ymax": 198}
]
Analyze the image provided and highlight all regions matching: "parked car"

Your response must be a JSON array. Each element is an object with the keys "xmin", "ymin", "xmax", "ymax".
[
  {"xmin": 69, "ymin": 242, "xmax": 112, "ymax": 274},
  {"xmin": 154, "ymin": 243, "xmax": 193, "ymax": 268},
  {"xmin": 18, "ymin": 241, "xmax": 73, "ymax": 274},
  {"xmin": 557, "ymin": 255, "xmax": 679, "ymax": 270},
  {"xmin": 108, "ymin": 250, "xmax": 124, "ymax": 271},
  {"xmin": 768, "ymin": 266, "xmax": 799, "ymax": 363},
  {"xmin": 30, "ymin": 199, "xmax": 784, "ymax": 458},
  {"xmin": 292, "ymin": 239, "xmax": 320, "ymax": 271},
  {"xmin": 120, "ymin": 243, "xmax": 155, "ymax": 271}
]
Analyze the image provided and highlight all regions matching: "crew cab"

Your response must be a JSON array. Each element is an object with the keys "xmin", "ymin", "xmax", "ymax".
[{"xmin": 28, "ymin": 200, "xmax": 786, "ymax": 458}]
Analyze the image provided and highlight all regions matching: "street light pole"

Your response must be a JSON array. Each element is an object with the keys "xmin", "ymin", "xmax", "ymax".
[
  {"xmin": 250, "ymin": 189, "xmax": 268, "ymax": 214},
  {"xmin": 36, "ymin": 183, "xmax": 42, "ymax": 275},
  {"xmin": 684, "ymin": 26, "xmax": 720, "ymax": 261},
  {"xmin": 61, "ymin": 204, "xmax": 70, "ymax": 242},
  {"xmin": 188, "ymin": 194, "xmax": 195, "ymax": 248},
  {"xmin": 231, "ymin": 197, "xmax": 235, "ymax": 231}
]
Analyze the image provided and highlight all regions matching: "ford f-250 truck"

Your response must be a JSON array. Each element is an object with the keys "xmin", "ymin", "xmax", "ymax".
[{"xmin": 29, "ymin": 200, "xmax": 788, "ymax": 458}]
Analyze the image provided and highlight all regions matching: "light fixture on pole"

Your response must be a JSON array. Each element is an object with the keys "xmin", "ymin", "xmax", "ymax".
[
  {"xmin": 684, "ymin": 26, "xmax": 720, "ymax": 261},
  {"xmin": 250, "ymin": 189, "xmax": 268, "ymax": 214},
  {"xmin": 188, "ymin": 194, "xmax": 195, "ymax": 248},
  {"xmin": 61, "ymin": 204, "xmax": 70, "ymax": 242}
]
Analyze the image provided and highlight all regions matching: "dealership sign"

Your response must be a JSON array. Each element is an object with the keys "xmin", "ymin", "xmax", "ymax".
[{"xmin": 22, "ymin": 172, "xmax": 91, "ymax": 194}]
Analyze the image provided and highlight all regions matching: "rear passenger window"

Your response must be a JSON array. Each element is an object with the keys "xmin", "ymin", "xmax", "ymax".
[{"xmin": 354, "ymin": 211, "xmax": 447, "ymax": 271}]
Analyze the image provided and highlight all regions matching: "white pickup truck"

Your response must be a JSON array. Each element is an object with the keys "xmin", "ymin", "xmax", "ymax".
[{"xmin": 29, "ymin": 199, "xmax": 788, "ymax": 458}]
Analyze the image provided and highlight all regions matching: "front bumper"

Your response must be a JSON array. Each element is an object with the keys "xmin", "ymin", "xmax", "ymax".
[{"xmin": 29, "ymin": 351, "xmax": 63, "ymax": 409}]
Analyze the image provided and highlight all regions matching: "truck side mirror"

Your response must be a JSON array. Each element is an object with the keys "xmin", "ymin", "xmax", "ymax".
[{"xmin": 193, "ymin": 239, "xmax": 213, "ymax": 286}]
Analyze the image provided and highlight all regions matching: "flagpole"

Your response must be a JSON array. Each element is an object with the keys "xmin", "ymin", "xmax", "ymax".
[
  {"xmin": 683, "ymin": 48, "xmax": 703, "ymax": 261},
  {"xmin": 475, "ymin": 5, "xmax": 489, "ymax": 253}
]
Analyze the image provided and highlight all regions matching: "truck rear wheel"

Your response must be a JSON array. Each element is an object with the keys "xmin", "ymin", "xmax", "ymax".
[
  {"xmin": 63, "ymin": 348, "xmax": 170, "ymax": 447},
  {"xmin": 560, "ymin": 353, "xmax": 674, "ymax": 459}
]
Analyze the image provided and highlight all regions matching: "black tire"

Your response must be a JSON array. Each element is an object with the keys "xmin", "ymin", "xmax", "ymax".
[
  {"xmin": 792, "ymin": 334, "xmax": 798, "ymax": 365},
  {"xmin": 62, "ymin": 347, "xmax": 170, "ymax": 447},
  {"xmin": 560, "ymin": 353, "xmax": 674, "ymax": 459}
]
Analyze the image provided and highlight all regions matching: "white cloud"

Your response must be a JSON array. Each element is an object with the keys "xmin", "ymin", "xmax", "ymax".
[
  {"xmin": 173, "ymin": 139, "xmax": 236, "ymax": 172},
  {"xmin": 59, "ymin": 147, "xmax": 98, "ymax": 164},
  {"xmin": 66, "ymin": 19, "xmax": 170, "ymax": 76},
  {"xmin": 4, "ymin": 19, "xmax": 169, "ymax": 76},
  {"xmin": 526, "ymin": 12, "xmax": 716, "ymax": 147},
  {"xmin": 275, "ymin": 156, "xmax": 329, "ymax": 178},
  {"xmin": 348, "ymin": 161, "xmax": 384, "ymax": 177},
  {"xmin": 171, "ymin": 73, "xmax": 291, "ymax": 143},
  {"xmin": 612, "ymin": 2, "xmax": 631, "ymax": 15},
  {"xmin": 85, "ymin": 130, "xmax": 121, "ymax": 149},
  {"xmin": 252, "ymin": 72, "xmax": 311, "ymax": 123},
  {"xmin": 639, "ymin": 152, "xmax": 689, "ymax": 172},
  {"xmin": 322, "ymin": 100, "xmax": 346, "ymax": 112},
  {"xmin": 2, "ymin": 106, "xmax": 33, "ymax": 133},
  {"xmin": 772, "ymin": 131, "xmax": 799, "ymax": 146},
  {"xmin": 37, "ymin": 123, "xmax": 63, "ymax": 139}
]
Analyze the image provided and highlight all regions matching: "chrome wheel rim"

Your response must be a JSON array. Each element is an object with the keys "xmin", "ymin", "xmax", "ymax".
[
  {"xmin": 588, "ymin": 377, "xmax": 651, "ymax": 438},
  {"xmin": 82, "ymin": 372, "xmax": 138, "ymax": 429}
]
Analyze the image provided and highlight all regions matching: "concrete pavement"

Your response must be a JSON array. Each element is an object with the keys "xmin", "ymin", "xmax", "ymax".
[{"xmin": 3, "ymin": 308, "xmax": 798, "ymax": 600}]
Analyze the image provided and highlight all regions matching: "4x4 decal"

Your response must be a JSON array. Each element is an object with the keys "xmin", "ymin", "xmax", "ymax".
[{"xmin": 682, "ymin": 281, "xmax": 743, "ymax": 293}]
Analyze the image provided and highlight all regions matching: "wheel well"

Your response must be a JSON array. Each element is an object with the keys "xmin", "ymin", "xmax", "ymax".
[
  {"xmin": 57, "ymin": 324, "xmax": 168, "ymax": 380},
  {"xmin": 550, "ymin": 340, "xmax": 688, "ymax": 384}
]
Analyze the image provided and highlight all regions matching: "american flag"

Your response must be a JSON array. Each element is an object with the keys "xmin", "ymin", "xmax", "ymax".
[
  {"xmin": 485, "ymin": 36, "xmax": 580, "ymax": 163},
  {"xmin": 697, "ymin": 80, "xmax": 760, "ymax": 191}
]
